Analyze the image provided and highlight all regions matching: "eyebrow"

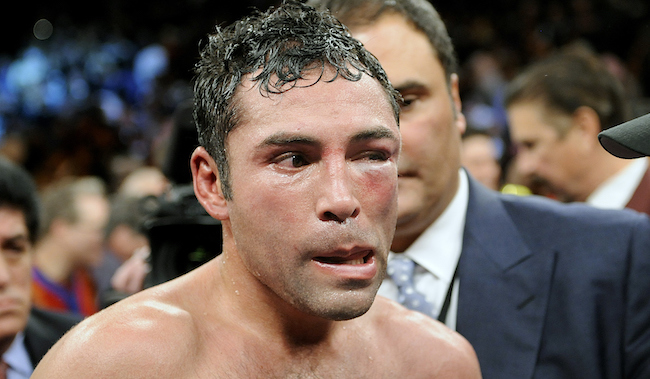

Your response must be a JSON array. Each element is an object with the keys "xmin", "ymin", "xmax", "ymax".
[
  {"xmin": 393, "ymin": 80, "xmax": 427, "ymax": 93},
  {"xmin": 350, "ymin": 126, "xmax": 399, "ymax": 144},
  {"xmin": 259, "ymin": 126, "xmax": 398, "ymax": 149},
  {"xmin": 260, "ymin": 133, "xmax": 320, "ymax": 148}
]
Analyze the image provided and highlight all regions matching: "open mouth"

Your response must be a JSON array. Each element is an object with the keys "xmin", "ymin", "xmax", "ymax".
[
  {"xmin": 313, "ymin": 251, "xmax": 372, "ymax": 265},
  {"xmin": 312, "ymin": 250, "xmax": 378, "ymax": 280}
]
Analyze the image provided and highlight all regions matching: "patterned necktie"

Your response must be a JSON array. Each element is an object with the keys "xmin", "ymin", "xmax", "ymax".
[{"xmin": 386, "ymin": 255, "xmax": 436, "ymax": 317}]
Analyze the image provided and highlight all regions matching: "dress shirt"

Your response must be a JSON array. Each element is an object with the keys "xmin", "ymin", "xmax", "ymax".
[
  {"xmin": 587, "ymin": 158, "xmax": 648, "ymax": 209},
  {"xmin": 2, "ymin": 332, "xmax": 33, "ymax": 379},
  {"xmin": 378, "ymin": 169, "xmax": 468, "ymax": 330}
]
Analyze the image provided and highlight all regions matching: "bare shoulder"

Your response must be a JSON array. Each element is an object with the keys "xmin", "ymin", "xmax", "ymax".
[
  {"xmin": 32, "ymin": 285, "xmax": 198, "ymax": 379},
  {"xmin": 369, "ymin": 296, "xmax": 482, "ymax": 378}
]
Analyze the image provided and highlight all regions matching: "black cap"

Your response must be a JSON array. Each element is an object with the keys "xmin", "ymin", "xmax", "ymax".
[{"xmin": 599, "ymin": 113, "xmax": 650, "ymax": 159}]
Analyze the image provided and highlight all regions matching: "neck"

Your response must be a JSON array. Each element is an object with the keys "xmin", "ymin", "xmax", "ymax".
[{"xmin": 574, "ymin": 152, "xmax": 633, "ymax": 202}]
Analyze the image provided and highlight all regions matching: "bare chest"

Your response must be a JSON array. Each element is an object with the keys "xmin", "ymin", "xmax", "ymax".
[{"xmin": 182, "ymin": 335, "xmax": 396, "ymax": 379}]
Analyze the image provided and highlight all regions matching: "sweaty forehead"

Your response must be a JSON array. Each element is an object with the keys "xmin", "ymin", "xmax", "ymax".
[
  {"xmin": 237, "ymin": 63, "xmax": 352, "ymax": 98},
  {"xmin": 234, "ymin": 69, "xmax": 396, "ymax": 128}
]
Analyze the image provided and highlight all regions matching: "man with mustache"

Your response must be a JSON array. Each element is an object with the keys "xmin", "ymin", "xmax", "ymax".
[
  {"xmin": 31, "ymin": 2, "xmax": 481, "ymax": 378},
  {"xmin": 309, "ymin": 0, "xmax": 650, "ymax": 378},
  {"xmin": 0, "ymin": 157, "xmax": 81, "ymax": 378}
]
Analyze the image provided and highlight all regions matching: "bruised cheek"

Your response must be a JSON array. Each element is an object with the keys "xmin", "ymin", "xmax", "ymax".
[{"xmin": 357, "ymin": 164, "xmax": 399, "ymax": 217}]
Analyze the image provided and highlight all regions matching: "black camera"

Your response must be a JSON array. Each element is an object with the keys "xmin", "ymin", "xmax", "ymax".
[{"xmin": 141, "ymin": 185, "xmax": 222, "ymax": 287}]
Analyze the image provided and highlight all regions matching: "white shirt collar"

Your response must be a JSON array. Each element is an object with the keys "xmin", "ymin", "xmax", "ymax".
[
  {"xmin": 379, "ymin": 170, "xmax": 468, "ymax": 329},
  {"xmin": 401, "ymin": 169, "xmax": 468, "ymax": 283},
  {"xmin": 587, "ymin": 158, "xmax": 648, "ymax": 209},
  {"xmin": 3, "ymin": 331, "xmax": 33, "ymax": 379}
]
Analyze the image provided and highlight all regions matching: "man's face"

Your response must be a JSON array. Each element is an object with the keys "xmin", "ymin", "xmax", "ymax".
[
  {"xmin": 223, "ymin": 70, "xmax": 400, "ymax": 320},
  {"xmin": 0, "ymin": 207, "xmax": 33, "ymax": 347},
  {"xmin": 351, "ymin": 13, "xmax": 466, "ymax": 252},
  {"xmin": 507, "ymin": 100, "xmax": 588, "ymax": 201},
  {"xmin": 65, "ymin": 194, "xmax": 109, "ymax": 268},
  {"xmin": 461, "ymin": 134, "xmax": 502, "ymax": 191}
]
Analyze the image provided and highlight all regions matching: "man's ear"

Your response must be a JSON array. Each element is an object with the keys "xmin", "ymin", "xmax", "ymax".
[
  {"xmin": 450, "ymin": 73, "xmax": 467, "ymax": 135},
  {"xmin": 572, "ymin": 106, "xmax": 602, "ymax": 140},
  {"xmin": 191, "ymin": 147, "xmax": 229, "ymax": 220}
]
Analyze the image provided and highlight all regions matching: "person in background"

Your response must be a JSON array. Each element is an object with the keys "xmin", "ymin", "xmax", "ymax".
[
  {"xmin": 0, "ymin": 157, "xmax": 81, "ymax": 378},
  {"xmin": 95, "ymin": 195, "xmax": 151, "ymax": 307},
  {"xmin": 461, "ymin": 128, "xmax": 503, "ymax": 190},
  {"xmin": 309, "ymin": 0, "xmax": 650, "ymax": 378},
  {"xmin": 504, "ymin": 45, "xmax": 650, "ymax": 214},
  {"xmin": 117, "ymin": 166, "xmax": 169, "ymax": 198},
  {"xmin": 31, "ymin": 2, "xmax": 481, "ymax": 378},
  {"xmin": 94, "ymin": 166, "xmax": 167, "ymax": 306},
  {"xmin": 31, "ymin": 176, "xmax": 110, "ymax": 317}
]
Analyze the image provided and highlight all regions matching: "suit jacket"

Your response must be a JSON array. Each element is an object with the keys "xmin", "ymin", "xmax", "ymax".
[
  {"xmin": 456, "ymin": 176, "xmax": 650, "ymax": 379},
  {"xmin": 23, "ymin": 307, "xmax": 82, "ymax": 367}
]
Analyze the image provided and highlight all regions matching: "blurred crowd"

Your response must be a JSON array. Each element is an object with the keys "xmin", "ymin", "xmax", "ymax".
[
  {"xmin": 0, "ymin": 0, "xmax": 649, "ymax": 316},
  {"xmin": 1, "ymin": 0, "xmax": 649, "ymax": 194}
]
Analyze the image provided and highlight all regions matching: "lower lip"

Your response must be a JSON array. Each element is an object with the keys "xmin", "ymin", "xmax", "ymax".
[{"xmin": 312, "ymin": 254, "xmax": 377, "ymax": 281}]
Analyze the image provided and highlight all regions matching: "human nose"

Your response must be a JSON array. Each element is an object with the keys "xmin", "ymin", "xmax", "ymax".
[{"xmin": 316, "ymin": 161, "xmax": 361, "ymax": 223}]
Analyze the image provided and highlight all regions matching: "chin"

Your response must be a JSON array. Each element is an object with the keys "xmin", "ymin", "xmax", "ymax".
[
  {"xmin": 0, "ymin": 317, "xmax": 28, "ymax": 341},
  {"xmin": 395, "ymin": 203, "xmax": 424, "ymax": 229},
  {"xmin": 396, "ymin": 190, "xmax": 425, "ymax": 218},
  {"xmin": 305, "ymin": 287, "xmax": 378, "ymax": 321},
  {"xmin": 320, "ymin": 302, "xmax": 373, "ymax": 321}
]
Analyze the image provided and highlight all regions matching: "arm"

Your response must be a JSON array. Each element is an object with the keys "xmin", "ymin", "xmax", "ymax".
[
  {"xmin": 32, "ymin": 297, "xmax": 193, "ymax": 378},
  {"xmin": 374, "ymin": 297, "xmax": 482, "ymax": 378},
  {"xmin": 416, "ymin": 315, "xmax": 482, "ymax": 379}
]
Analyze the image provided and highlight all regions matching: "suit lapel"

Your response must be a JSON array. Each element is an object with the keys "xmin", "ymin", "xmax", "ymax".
[{"xmin": 456, "ymin": 179, "xmax": 556, "ymax": 379}]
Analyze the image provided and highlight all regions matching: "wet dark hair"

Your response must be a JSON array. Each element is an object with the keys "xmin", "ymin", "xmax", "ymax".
[
  {"xmin": 0, "ymin": 157, "xmax": 40, "ymax": 243},
  {"xmin": 193, "ymin": 0, "xmax": 400, "ymax": 200}
]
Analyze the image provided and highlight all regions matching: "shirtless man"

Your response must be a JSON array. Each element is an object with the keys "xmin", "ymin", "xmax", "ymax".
[{"xmin": 32, "ymin": 2, "xmax": 480, "ymax": 378}]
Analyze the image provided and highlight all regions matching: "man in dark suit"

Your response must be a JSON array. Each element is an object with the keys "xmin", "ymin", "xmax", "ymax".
[
  {"xmin": 504, "ymin": 47, "xmax": 650, "ymax": 215},
  {"xmin": 309, "ymin": 1, "xmax": 650, "ymax": 378},
  {"xmin": 0, "ymin": 157, "xmax": 80, "ymax": 377}
]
